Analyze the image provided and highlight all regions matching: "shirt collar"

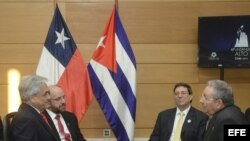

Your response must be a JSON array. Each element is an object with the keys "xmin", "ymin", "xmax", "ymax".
[
  {"xmin": 46, "ymin": 109, "xmax": 60, "ymax": 119},
  {"xmin": 26, "ymin": 103, "xmax": 41, "ymax": 114},
  {"xmin": 176, "ymin": 105, "xmax": 191, "ymax": 116}
]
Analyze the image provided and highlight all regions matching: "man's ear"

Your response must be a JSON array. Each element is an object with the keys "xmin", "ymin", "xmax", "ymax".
[
  {"xmin": 189, "ymin": 95, "xmax": 193, "ymax": 101},
  {"xmin": 216, "ymin": 99, "xmax": 224, "ymax": 109},
  {"xmin": 29, "ymin": 95, "xmax": 36, "ymax": 103}
]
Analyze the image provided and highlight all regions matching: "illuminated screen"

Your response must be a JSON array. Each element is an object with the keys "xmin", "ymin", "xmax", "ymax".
[{"xmin": 198, "ymin": 15, "xmax": 250, "ymax": 68}]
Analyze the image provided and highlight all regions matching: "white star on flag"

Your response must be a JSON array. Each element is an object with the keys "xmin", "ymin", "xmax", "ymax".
[
  {"xmin": 37, "ymin": 5, "xmax": 93, "ymax": 121},
  {"xmin": 87, "ymin": 6, "xmax": 136, "ymax": 141},
  {"xmin": 97, "ymin": 36, "xmax": 106, "ymax": 48},
  {"xmin": 55, "ymin": 28, "xmax": 70, "ymax": 48}
]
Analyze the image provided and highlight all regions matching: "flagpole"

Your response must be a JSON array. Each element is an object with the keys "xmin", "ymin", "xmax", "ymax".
[
  {"xmin": 115, "ymin": 0, "xmax": 119, "ymax": 12},
  {"xmin": 54, "ymin": 0, "xmax": 57, "ymax": 9}
]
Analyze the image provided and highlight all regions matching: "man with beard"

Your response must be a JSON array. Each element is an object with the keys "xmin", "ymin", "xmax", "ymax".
[{"xmin": 43, "ymin": 85, "xmax": 87, "ymax": 141}]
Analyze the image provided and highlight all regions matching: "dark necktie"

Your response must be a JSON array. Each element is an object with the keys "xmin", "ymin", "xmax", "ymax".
[
  {"xmin": 55, "ymin": 115, "xmax": 71, "ymax": 141},
  {"xmin": 206, "ymin": 117, "xmax": 211, "ymax": 130},
  {"xmin": 40, "ymin": 112, "xmax": 51, "ymax": 128}
]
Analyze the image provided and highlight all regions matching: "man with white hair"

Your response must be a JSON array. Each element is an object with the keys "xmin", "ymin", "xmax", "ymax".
[
  {"xmin": 11, "ymin": 75, "xmax": 60, "ymax": 141},
  {"xmin": 200, "ymin": 80, "xmax": 248, "ymax": 141}
]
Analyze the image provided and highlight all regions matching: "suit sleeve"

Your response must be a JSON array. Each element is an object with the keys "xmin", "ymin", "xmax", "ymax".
[
  {"xmin": 217, "ymin": 118, "xmax": 240, "ymax": 141},
  {"xmin": 70, "ymin": 113, "xmax": 87, "ymax": 141},
  {"xmin": 149, "ymin": 113, "xmax": 162, "ymax": 141},
  {"xmin": 11, "ymin": 117, "xmax": 39, "ymax": 141},
  {"xmin": 196, "ymin": 114, "xmax": 208, "ymax": 141}
]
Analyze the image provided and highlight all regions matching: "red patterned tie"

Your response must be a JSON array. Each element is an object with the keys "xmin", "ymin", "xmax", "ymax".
[
  {"xmin": 40, "ymin": 112, "xmax": 51, "ymax": 128},
  {"xmin": 55, "ymin": 115, "xmax": 71, "ymax": 141}
]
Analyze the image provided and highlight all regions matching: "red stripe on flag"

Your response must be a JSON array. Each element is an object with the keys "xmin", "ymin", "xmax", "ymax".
[{"xmin": 57, "ymin": 49, "xmax": 93, "ymax": 122}]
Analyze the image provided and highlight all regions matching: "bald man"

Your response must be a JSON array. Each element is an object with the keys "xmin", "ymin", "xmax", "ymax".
[{"xmin": 43, "ymin": 85, "xmax": 87, "ymax": 141}]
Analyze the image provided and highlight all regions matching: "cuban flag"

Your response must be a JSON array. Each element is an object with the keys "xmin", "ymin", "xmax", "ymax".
[
  {"xmin": 87, "ymin": 6, "xmax": 136, "ymax": 141},
  {"xmin": 36, "ymin": 5, "xmax": 93, "ymax": 121}
]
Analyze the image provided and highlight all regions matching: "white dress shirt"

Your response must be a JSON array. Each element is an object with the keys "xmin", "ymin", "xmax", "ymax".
[
  {"xmin": 169, "ymin": 106, "xmax": 191, "ymax": 141},
  {"xmin": 46, "ymin": 109, "xmax": 72, "ymax": 141}
]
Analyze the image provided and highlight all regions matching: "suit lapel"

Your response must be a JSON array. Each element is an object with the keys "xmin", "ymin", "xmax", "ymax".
[
  {"xmin": 170, "ymin": 109, "xmax": 177, "ymax": 129},
  {"xmin": 43, "ymin": 111, "xmax": 59, "ymax": 132},
  {"xmin": 42, "ymin": 110, "xmax": 61, "ymax": 141},
  {"xmin": 21, "ymin": 104, "xmax": 60, "ymax": 141},
  {"xmin": 61, "ymin": 113, "xmax": 76, "ymax": 141},
  {"xmin": 160, "ymin": 109, "xmax": 176, "ymax": 141},
  {"xmin": 21, "ymin": 104, "xmax": 52, "ymax": 131},
  {"xmin": 203, "ymin": 116, "xmax": 216, "ymax": 140},
  {"xmin": 181, "ymin": 107, "xmax": 192, "ymax": 136},
  {"xmin": 39, "ymin": 117, "xmax": 60, "ymax": 141}
]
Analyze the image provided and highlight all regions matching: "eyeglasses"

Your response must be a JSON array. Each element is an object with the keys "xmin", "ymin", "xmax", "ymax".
[
  {"xmin": 200, "ymin": 94, "xmax": 217, "ymax": 102},
  {"xmin": 174, "ymin": 91, "xmax": 189, "ymax": 96}
]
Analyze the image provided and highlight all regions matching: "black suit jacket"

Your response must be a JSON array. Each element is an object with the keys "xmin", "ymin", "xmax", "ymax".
[
  {"xmin": 44, "ymin": 110, "xmax": 87, "ymax": 141},
  {"xmin": 11, "ymin": 103, "xmax": 60, "ymax": 141},
  {"xmin": 203, "ymin": 105, "xmax": 248, "ymax": 141},
  {"xmin": 149, "ymin": 107, "xmax": 208, "ymax": 141},
  {"xmin": 0, "ymin": 116, "xmax": 3, "ymax": 140}
]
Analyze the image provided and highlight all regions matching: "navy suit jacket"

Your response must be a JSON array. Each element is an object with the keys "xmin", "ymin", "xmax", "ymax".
[
  {"xmin": 203, "ymin": 105, "xmax": 248, "ymax": 141},
  {"xmin": 11, "ymin": 103, "xmax": 60, "ymax": 141},
  {"xmin": 43, "ymin": 110, "xmax": 87, "ymax": 141},
  {"xmin": 149, "ymin": 107, "xmax": 208, "ymax": 141}
]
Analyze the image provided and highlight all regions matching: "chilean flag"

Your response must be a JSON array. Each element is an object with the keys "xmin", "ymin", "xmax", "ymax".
[
  {"xmin": 87, "ymin": 6, "xmax": 136, "ymax": 141},
  {"xmin": 36, "ymin": 5, "xmax": 93, "ymax": 122}
]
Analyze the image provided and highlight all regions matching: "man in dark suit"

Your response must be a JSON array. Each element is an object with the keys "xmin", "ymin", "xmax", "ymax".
[
  {"xmin": 245, "ymin": 107, "xmax": 250, "ymax": 124},
  {"xmin": 44, "ymin": 85, "xmax": 87, "ymax": 141},
  {"xmin": 200, "ymin": 80, "xmax": 248, "ymax": 141},
  {"xmin": 149, "ymin": 82, "xmax": 208, "ymax": 141},
  {"xmin": 0, "ymin": 115, "xmax": 3, "ymax": 141},
  {"xmin": 11, "ymin": 75, "xmax": 60, "ymax": 141}
]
